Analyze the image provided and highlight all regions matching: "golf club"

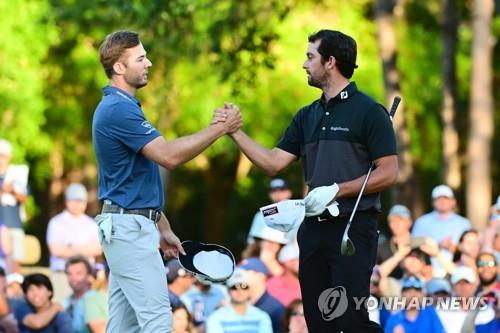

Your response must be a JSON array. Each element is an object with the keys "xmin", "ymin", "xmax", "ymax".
[{"xmin": 340, "ymin": 96, "xmax": 401, "ymax": 256}]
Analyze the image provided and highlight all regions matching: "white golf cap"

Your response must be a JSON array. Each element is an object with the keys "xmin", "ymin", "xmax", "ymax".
[
  {"xmin": 432, "ymin": 185, "xmax": 454, "ymax": 199},
  {"xmin": 226, "ymin": 268, "xmax": 249, "ymax": 288},
  {"xmin": 451, "ymin": 266, "xmax": 476, "ymax": 284},
  {"xmin": 0, "ymin": 139, "xmax": 13, "ymax": 156},
  {"xmin": 259, "ymin": 199, "xmax": 305, "ymax": 234}
]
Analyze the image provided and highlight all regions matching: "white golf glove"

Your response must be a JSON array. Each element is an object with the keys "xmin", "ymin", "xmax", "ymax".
[{"xmin": 304, "ymin": 183, "xmax": 340, "ymax": 217}]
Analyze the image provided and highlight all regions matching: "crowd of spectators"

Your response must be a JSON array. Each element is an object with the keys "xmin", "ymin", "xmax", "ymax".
[{"xmin": 0, "ymin": 136, "xmax": 499, "ymax": 333}]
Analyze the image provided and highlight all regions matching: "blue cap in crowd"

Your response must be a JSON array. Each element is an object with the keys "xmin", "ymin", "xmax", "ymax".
[
  {"xmin": 238, "ymin": 257, "xmax": 269, "ymax": 276},
  {"xmin": 425, "ymin": 278, "xmax": 451, "ymax": 295},
  {"xmin": 401, "ymin": 276, "xmax": 424, "ymax": 291}
]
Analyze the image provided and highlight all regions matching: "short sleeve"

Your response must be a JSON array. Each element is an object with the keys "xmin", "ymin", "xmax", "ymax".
[
  {"xmin": 363, "ymin": 104, "xmax": 397, "ymax": 161},
  {"xmin": 276, "ymin": 112, "xmax": 303, "ymax": 157},
  {"xmin": 84, "ymin": 291, "xmax": 108, "ymax": 322},
  {"xmin": 46, "ymin": 217, "xmax": 64, "ymax": 244},
  {"xmin": 107, "ymin": 105, "xmax": 161, "ymax": 153}
]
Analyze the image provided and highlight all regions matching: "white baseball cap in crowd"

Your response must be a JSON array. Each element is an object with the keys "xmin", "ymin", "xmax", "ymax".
[
  {"xmin": 451, "ymin": 266, "xmax": 476, "ymax": 284},
  {"xmin": 431, "ymin": 185, "xmax": 454, "ymax": 200},
  {"xmin": 226, "ymin": 268, "xmax": 249, "ymax": 288},
  {"xmin": 6, "ymin": 273, "xmax": 24, "ymax": 285},
  {"xmin": 0, "ymin": 139, "xmax": 13, "ymax": 156},
  {"xmin": 179, "ymin": 240, "xmax": 235, "ymax": 284},
  {"xmin": 65, "ymin": 183, "xmax": 88, "ymax": 201},
  {"xmin": 260, "ymin": 199, "xmax": 305, "ymax": 233}
]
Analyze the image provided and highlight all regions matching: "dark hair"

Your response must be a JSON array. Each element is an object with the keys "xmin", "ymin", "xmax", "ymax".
[
  {"xmin": 308, "ymin": 30, "xmax": 358, "ymax": 78},
  {"xmin": 452, "ymin": 229, "xmax": 479, "ymax": 263},
  {"xmin": 282, "ymin": 298, "xmax": 303, "ymax": 331},
  {"xmin": 65, "ymin": 255, "xmax": 93, "ymax": 275},
  {"xmin": 99, "ymin": 30, "xmax": 141, "ymax": 78},
  {"xmin": 22, "ymin": 273, "xmax": 53, "ymax": 300}
]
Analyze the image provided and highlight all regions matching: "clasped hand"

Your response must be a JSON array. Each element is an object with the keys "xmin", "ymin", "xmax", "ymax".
[{"xmin": 211, "ymin": 102, "xmax": 242, "ymax": 134}]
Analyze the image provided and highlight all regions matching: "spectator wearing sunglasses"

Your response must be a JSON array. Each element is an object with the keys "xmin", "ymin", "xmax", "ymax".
[
  {"xmin": 475, "ymin": 252, "xmax": 500, "ymax": 297},
  {"xmin": 281, "ymin": 299, "xmax": 307, "ymax": 333},
  {"xmin": 206, "ymin": 269, "xmax": 272, "ymax": 333}
]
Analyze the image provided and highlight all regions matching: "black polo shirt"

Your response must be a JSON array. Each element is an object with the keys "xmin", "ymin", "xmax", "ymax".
[{"xmin": 277, "ymin": 82, "xmax": 397, "ymax": 213}]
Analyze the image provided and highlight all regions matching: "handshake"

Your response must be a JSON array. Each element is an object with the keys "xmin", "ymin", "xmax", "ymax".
[
  {"xmin": 304, "ymin": 183, "xmax": 340, "ymax": 217},
  {"xmin": 210, "ymin": 102, "xmax": 243, "ymax": 135}
]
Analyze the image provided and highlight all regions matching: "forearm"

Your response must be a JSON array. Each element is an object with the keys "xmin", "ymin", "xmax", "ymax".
[
  {"xmin": 229, "ymin": 130, "xmax": 282, "ymax": 175},
  {"xmin": 157, "ymin": 213, "xmax": 172, "ymax": 235},
  {"xmin": 337, "ymin": 156, "xmax": 398, "ymax": 199},
  {"xmin": 161, "ymin": 125, "xmax": 225, "ymax": 169},
  {"xmin": 0, "ymin": 294, "xmax": 9, "ymax": 317},
  {"xmin": 378, "ymin": 252, "xmax": 405, "ymax": 278},
  {"xmin": 49, "ymin": 244, "xmax": 77, "ymax": 258},
  {"xmin": 72, "ymin": 242, "xmax": 103, "ymax": 257},
  {"xmin": 88, "ymin": 320, "xmax": 107, "ymax": 333},
  {"xmin": 434, "ymin": 251, "xmax": 457, "ymax": 275},
  {"xmin": 23, "ymin": 305, "xmax": 59, "ymax": 329}
]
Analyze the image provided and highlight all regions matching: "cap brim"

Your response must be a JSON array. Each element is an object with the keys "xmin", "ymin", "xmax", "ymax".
[{"xmin": 178, "ymin": 240, "xmax": 235, "ymax": 283}]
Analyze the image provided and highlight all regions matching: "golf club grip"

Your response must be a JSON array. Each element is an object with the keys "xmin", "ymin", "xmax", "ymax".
[{"xmin": 389, "ymin": 96, "xmax": 401, "ymax": 120}]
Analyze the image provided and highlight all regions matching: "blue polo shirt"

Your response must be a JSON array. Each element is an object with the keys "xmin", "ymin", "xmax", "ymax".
[
  {"xmin": 15, "ymin": 301, "xmax": 74, "ymax": 333},
  {"xmin": 254, "ymin": 291, "xmax": 285, "ymax": 333},
  {"xmin": 384, "ymin": 306, "xmax": 445, "ymax": 333},
  {"xmin": 92, "ymin": 86, "xmax": 163, "ymax": 210}
]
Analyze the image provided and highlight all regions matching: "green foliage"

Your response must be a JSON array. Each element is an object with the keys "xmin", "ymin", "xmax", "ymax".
[{"xmin": 0, "ymin": 0, "xmax": 56, "ymax": 183}]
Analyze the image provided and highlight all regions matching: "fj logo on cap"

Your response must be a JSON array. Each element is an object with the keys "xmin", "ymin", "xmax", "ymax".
[
  {"xmin": 262, "ymin": 206, "xmax": 279, "ymax": 217},
  {"xmin": 340, "ymin": 91, "xmax": 348, "ymax": 99}
]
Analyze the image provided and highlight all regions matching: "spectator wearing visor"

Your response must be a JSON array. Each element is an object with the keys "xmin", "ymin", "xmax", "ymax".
[
  {"xmin": 206, "ymin": 268, "xmax": 272, "ymax": 333},
  {"xmin": 384, "ymin": 276, "xmax": 444, "ymax": 333}
]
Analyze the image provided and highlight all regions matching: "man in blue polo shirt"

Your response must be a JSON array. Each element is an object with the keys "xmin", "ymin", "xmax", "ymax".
[
  {"xmin": 92, "ymin": 30, "xmax": 242, "ymax": 332},
  {"xmin": 223, "ymin": 30, "xmax": 398, "ymax": 332}
]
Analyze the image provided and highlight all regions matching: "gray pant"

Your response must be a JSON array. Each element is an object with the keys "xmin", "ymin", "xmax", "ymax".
[{"xmin": 96, "ymin": 213, "xmax": 172, "ymax": 333}]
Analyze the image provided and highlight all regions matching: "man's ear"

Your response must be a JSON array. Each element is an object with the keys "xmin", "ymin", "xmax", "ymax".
[
  {"xmin": 326, "ymin": 56, "xmax": 336, "ymax": 70},
  {"xmin": 113, "ymin": 61, "xmax": 126, "ymax": 75}
]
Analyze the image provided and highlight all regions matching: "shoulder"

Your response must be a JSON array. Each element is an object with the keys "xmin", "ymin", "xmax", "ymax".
[{"xmin": 247, "ymin": 305, "xmax": 271, "ymax": 319}]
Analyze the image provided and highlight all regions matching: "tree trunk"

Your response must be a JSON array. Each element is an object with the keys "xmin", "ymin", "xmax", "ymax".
[
  {"xmin": 466, "ymin": 0, "xmax": 494, "ymax": 229},
  {"xmin": 440, "ymin": 0, "xmax": 461, "ymax": 190},
  {"xmin": 203, "ymin": 155, "xmax": 239, "ymax": 244},
  {"xmin": 374, "ymin": 0, "xmax": 423, "ymax": 215}
]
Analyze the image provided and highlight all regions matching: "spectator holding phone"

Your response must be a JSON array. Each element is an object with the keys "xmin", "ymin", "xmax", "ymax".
[{"xmin": 377, "ymin": 205, "xmax": 413, "ymax": 279}]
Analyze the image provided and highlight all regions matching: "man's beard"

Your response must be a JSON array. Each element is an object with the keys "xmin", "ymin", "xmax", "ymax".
[
  {"xmin": 480, "ymin": 274, "xmax": 498, "ymax": 286},
  {"xmin": 125, "ymin": 72, "xmax": 148, "ymax": 89},
  {"xmin": 307, "ymin": 72, "xmax": 328, "ymax": 89}
]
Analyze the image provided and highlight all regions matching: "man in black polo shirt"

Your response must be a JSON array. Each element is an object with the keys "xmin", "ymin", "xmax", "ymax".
[{"xmin": 224, "ymin": 30, "xmax": 397, "ymax": 332}]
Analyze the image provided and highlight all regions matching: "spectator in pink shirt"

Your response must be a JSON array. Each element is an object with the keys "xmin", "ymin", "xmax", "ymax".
[{"xmin": 267, "ymin": 242, "xmax": 301, "ymax": 306}]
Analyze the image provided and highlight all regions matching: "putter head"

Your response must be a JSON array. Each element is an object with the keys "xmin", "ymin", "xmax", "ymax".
[{"xmin": 341, "ymin": 237, "xmax": 356, "ymax": 256}]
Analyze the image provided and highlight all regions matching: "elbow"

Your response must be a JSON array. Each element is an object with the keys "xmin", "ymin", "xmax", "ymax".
[
  {"xmin": 389, "ymin": 172, "xmax": 398, "ymax": 186},
  {"xmin": 161, "ymin": 156, "xmax": 180, "ymax": 170}
]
